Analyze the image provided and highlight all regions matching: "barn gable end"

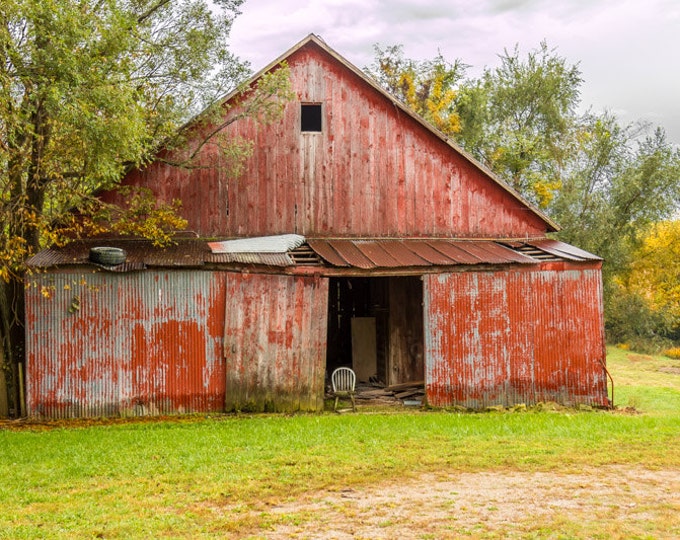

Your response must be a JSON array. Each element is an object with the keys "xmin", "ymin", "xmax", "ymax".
[{"xmin": 108, "ymin": 35, "xmax": 555, "ymax": 240}]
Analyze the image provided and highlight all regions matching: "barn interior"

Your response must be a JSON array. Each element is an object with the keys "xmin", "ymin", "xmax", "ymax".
[{"xmin": 325, "ymin": 276, "xmax": 424, "ymax": 388}]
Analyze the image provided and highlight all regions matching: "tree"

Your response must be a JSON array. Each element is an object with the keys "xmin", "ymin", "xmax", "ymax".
[
  {"xmin": 369, "ymin": 42, "xmax": 582, "ymax": 208},
  {"xmin": 553, "ymin": 118, "xmax": 680, "ymax": 276},
  {"xmin": 614, "ymin": 220, "xmax": 680, "ymax": 343},
  {"xmin": 0, "ymin": 0, "xmax": 293, "ymax": 415},
  {"xmin": 456, "ymin": 41, "xmax": 582, "ymax": 208},
  {"xmin": 366, "ymin": 44, "xmax": 466, "ymax": 136}
]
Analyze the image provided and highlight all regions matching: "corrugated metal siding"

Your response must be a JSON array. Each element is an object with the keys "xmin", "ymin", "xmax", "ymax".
[
  {"xmin": 423, "ymin": 264, "xmax": 608, "ymax": 408},
  {"xmin": 25, "ymin": 271, "xmax": 227, "ymax": 418},
  {"xmin": 224, "ymin": 273, "xmax": 328, "ymax": 412},
  {"xmin": 105, "ymin": 42, "xmax": 551, "ymax": 239}
]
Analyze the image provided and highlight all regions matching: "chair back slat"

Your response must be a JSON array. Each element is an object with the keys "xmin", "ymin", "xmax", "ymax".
[{"xmin": 331, "ymin": 367, "xmax": 356, "ymax": 393}]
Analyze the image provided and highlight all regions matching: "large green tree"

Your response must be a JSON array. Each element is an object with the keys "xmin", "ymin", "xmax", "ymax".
[
  {"xmin": 455, "ymin": 41, "xmax": 582, "ymax": 208},
  {"xmin": 0, "ymin": 0, "xmax": 292, "ymax": 415}
]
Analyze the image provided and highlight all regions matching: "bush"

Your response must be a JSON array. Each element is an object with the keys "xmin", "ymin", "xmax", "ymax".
[
  {"xmin": 664, "ymin": 347, "xmax": 680, "ymax": 359},
  {"xmin": 605, "ymin": 290, "xmax": 675, "ymax": 353}
]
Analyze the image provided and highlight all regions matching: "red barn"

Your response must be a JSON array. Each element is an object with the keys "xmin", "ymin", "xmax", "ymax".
[{"xmin": 24, "ymin": 35, "xmax": 609, "ymax": 417}]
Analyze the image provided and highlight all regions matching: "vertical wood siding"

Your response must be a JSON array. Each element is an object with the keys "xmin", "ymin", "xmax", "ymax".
[
  {"xmin": 25, "ymin": 271, "xmax": 227, "ymax": 418},
  {"xmin": 423, "ymin": 263, "xmax": 608, "ymax": 408},
  {"xmin": 223, "ymin": 273, "xmax": 329, "ymax": 412},
  {"xmin": 109, "ymin": 41, "xmax": 549, "ymax": 239}
]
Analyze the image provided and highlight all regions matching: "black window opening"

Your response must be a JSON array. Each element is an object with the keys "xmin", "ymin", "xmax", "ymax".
[{"xmin": 301, "ymin": 103, "xmax": 322, "ymax": 132}]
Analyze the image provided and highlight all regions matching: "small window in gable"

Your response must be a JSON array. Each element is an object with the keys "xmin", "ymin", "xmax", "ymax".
[{"xmin": 301, "ymin": 103, "xmax": 322, "ymax": 132}]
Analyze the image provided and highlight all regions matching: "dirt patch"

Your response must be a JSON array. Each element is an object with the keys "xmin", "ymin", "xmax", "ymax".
[
  {"xmin": 235, "ymin": 466, "xmax": 679, "ymax": 539},
  {"xmin": 659, "ymin": 367, "xmax": 680, "ymax": 375},
  {"xmin": 627, "ymin": 354, "xmax": 654, "ymax": 362}
]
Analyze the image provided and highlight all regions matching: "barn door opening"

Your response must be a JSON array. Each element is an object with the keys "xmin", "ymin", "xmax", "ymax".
[{"xmin": 326, "ymin": 276, "xmax": 424, "ymax": 387}]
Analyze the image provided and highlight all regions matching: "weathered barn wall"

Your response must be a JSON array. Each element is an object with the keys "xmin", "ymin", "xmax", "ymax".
[
  {"xmin": 25, "ymin": 270, "xmax": 330, "ymax": 418},
  {"xmin": 109, "ymin": 40, "xmax": 551, "ymax": 239},
  {"xmin": 25, "ymin": 271, "xmax": 228, "ymax": 418},
  {"xmin": 224, "ymin": 273, "xmax": 328, "ymax": 412},
  {"xmin": 423, "ymin": 263, "xmax": 608, "ymax": 408}
]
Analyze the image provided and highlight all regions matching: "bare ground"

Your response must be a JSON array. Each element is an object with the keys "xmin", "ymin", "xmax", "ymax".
[{"xmin": 234, "ymin": 465, "xmax": 680, "ymax": 539}]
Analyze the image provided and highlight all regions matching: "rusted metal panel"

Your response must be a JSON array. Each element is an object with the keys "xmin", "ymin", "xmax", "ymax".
[
  {"xmin": 25, "ymin": 271, "xmax": 227, "ymax": 418},
  {"xmin": 425, "ymin": 241, "xmax": 483, "ymax": 265},
  {"xmin": 307, "ymin": 239, "xmax": 350, "ymax": 267},
  {"xmin": 404, "ymin": 241, "xmax": 460, "ymax": 266},
  {"xmin": 423, "ymin": 264, "xmax": 608, "ymax": 409},
  {"xmin": 322, "ymin": 240, "xmax": 375, "ymax": 269},
  {"xmin": 26, "ymin": 239, "xmax": 297, "ymax": 271},
  {"xmin": 103, "ymin": 40, "xmax": 553, "ymax": 239},
  {"xmin": 308, "ymin": 239, "xmax": 536, "ymax": 269},
  {"xmin": 223, "ymin": 273, "xmax": 329, "ymax": 412}
]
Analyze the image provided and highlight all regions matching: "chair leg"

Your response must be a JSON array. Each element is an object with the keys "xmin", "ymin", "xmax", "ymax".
[
  {"xmin": 350, "ymin": 394, "xmax": 356, "ymax": 412},
  {"xmin": 334, "ymin": 396, "xmax": 339, "ymax": 412}
]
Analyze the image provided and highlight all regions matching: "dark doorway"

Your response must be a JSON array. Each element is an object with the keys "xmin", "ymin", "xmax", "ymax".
[{"xmin": 326, "ymin": 276, "xmax": 424, "ymax": 386}]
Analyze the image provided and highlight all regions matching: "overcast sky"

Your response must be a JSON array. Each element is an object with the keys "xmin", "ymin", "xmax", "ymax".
[{"xmin": 228, "ymin": 0, "xmax": 680, "ymax": 145}]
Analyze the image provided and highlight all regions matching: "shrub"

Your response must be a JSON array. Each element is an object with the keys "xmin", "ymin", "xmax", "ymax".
[{"xmin": 664, "ymin": 347, "xmax": 680, "ymax": 359}]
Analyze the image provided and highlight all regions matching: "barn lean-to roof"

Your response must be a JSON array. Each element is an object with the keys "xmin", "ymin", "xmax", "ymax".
[
  {"xmin": 213, "ymin": 33, "xmax": 560, "ymax": 233},
  {"xmin": 27, "ymin": 236, "xmax": 600, "ymax": 273}
]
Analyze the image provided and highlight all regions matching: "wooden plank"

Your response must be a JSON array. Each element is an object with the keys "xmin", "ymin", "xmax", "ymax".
[
  {"xmin": 351, "ymin": 317, "xmax": 377, "ymax": 383},
  {"xmin": 386, "ymin": 380, "xmax": 424, "ymax": 391}
]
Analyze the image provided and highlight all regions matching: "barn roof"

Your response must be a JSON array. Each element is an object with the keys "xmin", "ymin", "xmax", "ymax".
[
  {"xmin": 26, "ymin": 236, "xmax": 600, "ymax": 273},
  {"xmin": 213, "ymin": 34, "xmax": 560, "ymax": 233}
]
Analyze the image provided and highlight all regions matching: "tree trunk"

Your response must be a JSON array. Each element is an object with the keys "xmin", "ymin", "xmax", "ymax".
[
  {"xmin": 0, "ymin": 351, "xmax": 8, "ymax": 417},
  {"xmin": 0, "ymin": 278, "xmax": 25, "ymax": 417}
]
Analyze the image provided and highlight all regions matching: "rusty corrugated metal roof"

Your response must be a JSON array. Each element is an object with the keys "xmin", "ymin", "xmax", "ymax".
[
  {"xmin": 307, "ymin": 239, "xmax": 537, "ymax": 269},
  {"xmin": 27, "ymin": 237, "xmax": 599, "ymax": 272},
  {"xmin": 26, "ymin": 238, "xmax": 296, "ymax": 270}
]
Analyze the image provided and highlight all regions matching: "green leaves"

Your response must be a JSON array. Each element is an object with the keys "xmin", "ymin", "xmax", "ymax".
[
  {"xmin": 0, "ymin": 0, "xmax": 293, "ymax": 384},
  {"xmin": 0, "ymin": 0, "xmax": 291, "ymax": 267}
]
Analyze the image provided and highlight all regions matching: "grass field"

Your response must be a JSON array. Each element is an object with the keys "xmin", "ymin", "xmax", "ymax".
[{"xmin": 1, "ymin": 347, "xmax": 678, "ymax": 539}]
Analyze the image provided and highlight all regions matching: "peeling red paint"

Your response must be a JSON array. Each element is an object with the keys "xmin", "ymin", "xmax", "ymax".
[
  {"xmin": 102, "ymin": 40, "xmax": 551, "ymax": 240},
  {"xmin": 423, "ymin": 263, "xmax": 609, "ymax": 408},
  {"xmin": 224, "ymin": 273, "xmax": 328, "ymax": 412},
  {"xmin": 25, "ymin": 271, "xmax": 229, "ymax": 418}
]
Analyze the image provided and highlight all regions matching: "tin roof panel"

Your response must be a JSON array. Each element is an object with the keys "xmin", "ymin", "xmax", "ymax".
[
  {"xmin": 307, "ymin": 240, "xmax": 351, "ymax": 267},
  {"xmin": 324, "ymin": 240, "xmax": 376, "ymax": 269},
  {"xmin": 382, "ymin": 242, "xmax": 432, "ymax": 266},
  {"xmin": 426, "ymin": 241, "xmax": 483, "ymax": 264},
  {"xmin": 530, "ymin": 239, "xmax": 602, "ymax": 261},
  {"xmin": 27, "ymin": 238, "xmax": 296, "ymax": 270},
  {"xmin": 208, "ymin": 234, "xmax": 305, "ymax": 254},
  {"xmin": 464, "ymin": 241, "xmax": 537, "ymax": 264},
  {"xmin": 307, "ymin": 239, "xmax": 541, "ymax": 268},
  {"xmin": 353, "ymin": 241, "xmax": 403, "ymax": 268}
]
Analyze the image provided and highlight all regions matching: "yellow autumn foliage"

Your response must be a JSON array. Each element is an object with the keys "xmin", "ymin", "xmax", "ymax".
[{"xmin": 627, "ymin": 220, "xmax": 680, "ymax": 320}]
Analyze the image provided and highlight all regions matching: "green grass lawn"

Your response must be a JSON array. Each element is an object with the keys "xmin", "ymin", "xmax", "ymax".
[{"xmin": 1, "ymin": 347, "xmax": 678, "ymax": 539}]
